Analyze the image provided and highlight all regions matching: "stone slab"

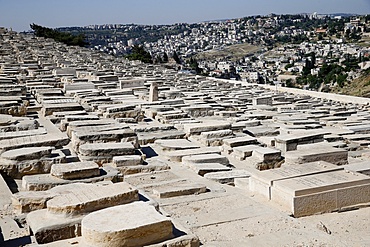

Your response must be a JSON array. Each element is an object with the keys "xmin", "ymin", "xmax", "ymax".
[
  {"xmin": 137, "ymin": 130, "xmax": 186, "ymax": 145},
  {"xmin": 78, "ymin": 142, "xmax": 135, "ymax": 157},
  {"xmin": 50, "ymin": 161, "xmax": 100, "ymax": 180},
  {"xmin": 0, "ymin": 128, "xmax": 47, "ymax": 140},
  {"xmin": 46, "ymin": 182, "xmax": 138, "ymax": 216},
  {"xmin": 22, "ymin": 166, "xmax": 120, "ymax": 191},
  {"xmin": 183, "ymin": 121, "xmax": 231, "ymax": 136},
  {"xmin": 81, "ymin": 201, "xmax": 173, "ymax": 247},
  {"xmin": 232, "ymin": 145, "xmax": 260, "ymax": 160},
  {"xmin": 167, "ymin": 147, "xmax": 221, "ymax": 162},
  {"xmin": 0, "ymin": 146, "xmax": 54, "ymax": 161},
  {"xmin": 152, "ymin": 182, "xmax": 207, "ymax": 198},
  {"xmin": 243, "ymin": 126, "xmax": 279, "ymax": 137},
  {"xmin": 112, "ymin": 155, "xmax": 142, "ymax": 167},
  {"xmin": 26, "ymin": 208, "xmax": 82, "ymax": 244},
  {"xmin": 223, "ymin": 136, "xmax": 258, "ymax": 148},
  {"xmin": 188, "ymin": 163, "xmax": 232, "ymax": 176},
  {"xmin": 275, "ymin": 132, "xmax": 327, "ymax": 153},
  {"xmin": 12, "ymin": 191, "xmax": 55, "ymax": 214},
  {"xmin": 182, "ymin": 153, "xmax": 229, "ymax": 166},
  {"xmin": 284, "ymin": 143, "xmax": 348, "ymax": 166},
  {"xmin": 204, "ymin": 170, "xmax": 251, "ymax": 184},
  {"xmin": 0, "ymin": 134, "xmax": 70, "ymax": 154},
  {"xmin": 252, "ymin": 147, "xmax": 281, "ymax": 163},
  {"xmin": 154, "ymin": 139, "xmax": 200, "ymax": 151},
  {"xmin": 115, "ymin": 162, "xmax": 170, "ymax": 175},
  {"xmin": 343, "ymin": 161, "xmax": 370, "ymax": 175}
]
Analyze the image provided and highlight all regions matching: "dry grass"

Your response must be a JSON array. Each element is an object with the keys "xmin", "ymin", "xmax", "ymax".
[
  {"xmin": 195, "ymin": 43, "xmax": 262, "ymax": 61},
  {"xmin": 331, "ymin": 71, "xmax": 370, "ymax": 97}
]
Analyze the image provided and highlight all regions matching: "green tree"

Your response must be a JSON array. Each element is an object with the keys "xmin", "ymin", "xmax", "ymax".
[
  {"xmin": 30, "ymin": 23, "xmax": 88, "ymax": 47},
  {"xmin": 125, "ymin": 45, "xmax": 153, "ymax": 63},
  {"xmin": 163, "ymin": 52, "xmax": 168, "ymax": 63},
  {"xmin": 173, "ymin": 51, "xmax": 181, "ymax": 64},
  {"xmin": 188, "ymin": 57, "xmax": 202, "ymax": 74}
]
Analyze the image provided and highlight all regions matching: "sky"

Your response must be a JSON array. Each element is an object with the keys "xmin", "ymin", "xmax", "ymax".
[{"xmin": 0, "ymin": 0, "xmax": 369, "ymax": 31}]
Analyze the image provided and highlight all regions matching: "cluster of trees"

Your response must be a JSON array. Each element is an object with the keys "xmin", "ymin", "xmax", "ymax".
[
  {"xmin": 125, "ymin": 45, "xmax": 152, "ymax": 63},
  {"xmin": 187, "ymin": 57, "xmax": 202, "ymax": 74},
  {"xmin": 296, "ymin": 60, "xmax": 349, "ymax": 89},
  {"xmin": 125, "ymin": 46, "xmax": 183, "ymax": 65},
  {"xmin": 153, "ymin": 52, "xmax": 169, "ymax": 64},
  {"xmin": 30, "ymin": 23, "xmax": 88, "ymax": 47}
]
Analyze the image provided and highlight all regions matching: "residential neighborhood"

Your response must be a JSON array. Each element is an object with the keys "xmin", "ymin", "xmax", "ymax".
[{"xmin": 56, "ymin": 13, "xmax": 370, "ymax": 93}]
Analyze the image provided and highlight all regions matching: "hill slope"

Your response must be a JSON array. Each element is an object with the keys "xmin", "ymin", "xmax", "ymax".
[{"xmin": 331, "ymin": 69, "xmax": 370, "ymax": 98}]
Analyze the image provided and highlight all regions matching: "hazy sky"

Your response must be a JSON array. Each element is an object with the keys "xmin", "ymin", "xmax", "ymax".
[{"xmin": 1, "ymin": 0, "xmax": 369, "ymax": 31}]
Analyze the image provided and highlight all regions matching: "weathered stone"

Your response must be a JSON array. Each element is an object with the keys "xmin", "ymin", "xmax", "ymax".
[
  {"xmin": 223, "ymin": 136, "xmax": 259, "ymax": 148},
  {"xmin": 204, "ymin": 170, "xmax": 251, "ymax": 184},
  {"xmin": 284, "ymin": 143, "xmax": 348, "ymax": 166},
  {"xmin": 232, "ymin": 145, "xmax": 260, "ymax": 160},
  {"xmin": 46, "ymin": 182, "xmax": 138, "ymax": 216},
  {"xmin": 343, "ymin": 161, "xmax": 370, "ymax": 175},
  {"xmin": 152, "ymin": 181, "xmax": 207, "ymax": 198},
  {"xmin": 137, "ymin": 129, "xmax": 186, "ymax": 145},
  {"xmin": 1, "ymin": 146, "xmax": 54, "ymax": 161},
  {"xmin": 183, "ymin": 121, "xmax": 231, "ymax": 136},
  {"xmin": 252, "ymin": 147, "xmax": 281, "ymax": 163},
  {"xmin": 26, "ymin": 209, "xmax": 83, "ymax": 244},
  {"xmin": 167, "ymin": 146, "xmax": 221, "ymax": 162},
  {"xmin": 112, "ymin": 155, "xmax": 142, "ymax": 167},
  {"xmin": 12, "ymin": 191, "xmax": 54, "ymax": 214},
  {"xmin": 79, "ymin": 142, "xmax": 135, "ymax": 157},
  {"xmin": 22, "ymin": 166, "xmax": 120, "ymax": 191},
  {"xmin": 50, "ymin": 161, "xmax": 100, "ymax": 180},
  {"xmin": 275, "ymin": 132, "xmax": 327, "ymax": 154},
  {"xmin": 81, "ymin": 202, "xmax": 173, "ymax": 247},
  {"xmin": 188, "ymin": 163, "xmax": 232, "ymax": 176},
  {"xmin": 155, "ymin": 139, "xmax": 199, "ymax": 151},
  {"xmin": 182, "ymin": 153, "xmax": 229, "ymax": 166},
  {"xmin": 115, "ymin": 162, "xmax": 170, "ymax": 175},
  {"xmin": 0, "ymin": 147, "xmax": 65, "ymax": 179}
]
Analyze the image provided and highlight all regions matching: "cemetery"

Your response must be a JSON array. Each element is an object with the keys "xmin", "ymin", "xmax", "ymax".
[{"xmin": 0, "ymin": 28, "xmax": 369, "ymax": 246}]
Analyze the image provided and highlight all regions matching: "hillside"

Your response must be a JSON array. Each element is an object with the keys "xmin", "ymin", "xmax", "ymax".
[
  {"xmin": 194, "ymin": 43, "xmax": 262, "ymax": 61},
  {"xmin": 331, "ymin": 68, "xmax": 370, "ymax": 98}
]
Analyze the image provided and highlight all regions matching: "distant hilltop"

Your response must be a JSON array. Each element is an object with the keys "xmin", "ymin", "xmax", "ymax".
[{"xmin": 203, "ymin": 13, "xmax": 360, "ymax": 23}]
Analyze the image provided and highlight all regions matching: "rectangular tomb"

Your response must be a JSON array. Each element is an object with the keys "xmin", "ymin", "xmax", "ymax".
[
  {"xmin": 271, "ymin": 170, "xmax": 370, "ymax": 217},
  {"xmin": 249, "ymin": 161, "xmax": 343, "ymax": 199}
]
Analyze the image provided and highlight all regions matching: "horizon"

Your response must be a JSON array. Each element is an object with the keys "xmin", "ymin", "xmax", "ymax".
[
  {"xmin": 1, "ymin": 0, "xmax": 369, "ymax": 32},
  {"xmin": 56, "ymin": 12, "xmax": 361, "ymax": 29}
]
